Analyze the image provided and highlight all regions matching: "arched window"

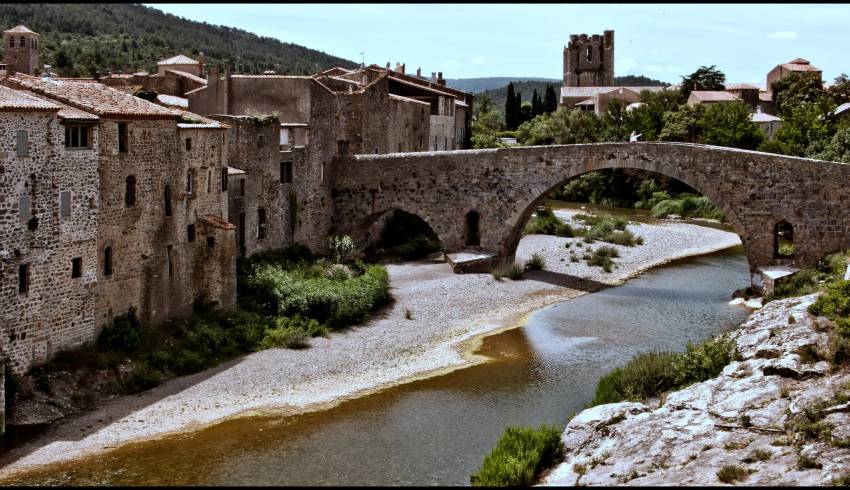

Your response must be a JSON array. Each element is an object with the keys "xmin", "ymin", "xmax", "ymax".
[
  {"xmin": 104, "ymin": 246, "xmax": 113, "ymax": 276},
  {"xmin": 585, "ymin": 46, "xmax": 592, "ymax": 62},
  {"xmin": 465, "ymin": 210, "xmax": 480, "ymax": 247},
  {"xmin": 775, "ymin": 221, "xmax": 794, "ymax": 257}
]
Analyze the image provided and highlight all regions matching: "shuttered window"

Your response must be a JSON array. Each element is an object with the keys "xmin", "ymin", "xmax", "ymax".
[
  {"xmin": 19, "ymin": 195, "xmax": 31, "ymax": 223},
  {"xmin": 60, "ymin": 191, "xmax": 72, "ymax": 218},
  {"xmin": 16, "ymin": 130, "xmax": 28, "ymax": 157}
]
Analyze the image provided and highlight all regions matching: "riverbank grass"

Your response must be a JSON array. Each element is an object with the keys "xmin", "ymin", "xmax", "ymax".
[
  {"xmin": 592, "ymin": 334, "xmax": 737, "ymax": 406},
  {"xmin": 470, "ymin": 424, "xmax": 565, "ymax": 487}
]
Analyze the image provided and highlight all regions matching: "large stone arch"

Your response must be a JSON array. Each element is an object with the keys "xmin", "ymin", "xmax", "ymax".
[{"xmin": 331, "ymin": 142, "xmax": 850, "ymax": 274}]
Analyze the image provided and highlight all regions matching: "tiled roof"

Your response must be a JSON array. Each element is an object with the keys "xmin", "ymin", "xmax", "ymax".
[
  {"xmin": 163, "ymin": 69, "xmax": 207, "ymax": 85},
  {"xmin": 561, "ymin": 86, "xmax": 667, "ymax": 98},
  {"xmin": 725, "ymin": 83, "xmax": 758, "ymax": 90},
  {"xmin": 0, "ymin": 84, "xmax": 60, "ymax": 111},
  {"xmin": 156, "ymin": 94, "xmax": 189, "ymax": 108},
  {"xmin": 8, "ymin": 74, "xmax": 179, "ymax": 119},
  {"xmin": 759, "ymin": 91, "xmax": 773, "ymax": 101},
  {"xmin": 780, "ymin": 58, "xmax": 821, "ymax": 72},
  {"xmin": 751, "ymin": 112, "xmax": 781, "ymax": 122},
  {"xmin": 389, "ymin": 93, "xmax": 431, "ymax": 106},
  {"xmin": 689, "ymin": 90, "xmax": 739, "ymax": 102},
  {"xmin": 3, "ymin": 25, "xmax": 37, "ymax": 35},
  {"xmin": 158, "ymin": 54, "xmax": 199, "ymax": 66},
  {"xmin": 176, "ymin": 109, "xmax": 225, "ymax": 129}
]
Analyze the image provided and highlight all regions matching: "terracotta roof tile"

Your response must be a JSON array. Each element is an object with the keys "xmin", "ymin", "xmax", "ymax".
[
  {"xmin": 689, "ymin": 90, "xmax": 739, "ymax": 102},
  {"xmin": 163, "ymin": 69, "xmax": 206, "ymax": 85},
  {"xmin": 0, "ymin": 84, "xmax": 60, "ymax": 111},
  {"xmin": 8, "ymin": 74, "xmax": 179, "ymax": 119}
]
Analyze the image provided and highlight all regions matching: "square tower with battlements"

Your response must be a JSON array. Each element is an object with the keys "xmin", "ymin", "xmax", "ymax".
[{"xmin": 563, "ymin": 30, "xmax": 614, "ymax": 87}]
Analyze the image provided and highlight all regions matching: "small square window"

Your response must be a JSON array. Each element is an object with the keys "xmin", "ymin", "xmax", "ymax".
[
  {"xmin": 118, "ymin": 123, "xmax": 129, "ymax": 153},
  {"xmin": 60, "ymin": 191, "xmax": 72, "ymax": 218},
  {"xmin": 18, "ymin": 263, "xmax": 30, "ymax": 294},
  {"xmin": 187, "ymin": 224, "xmax": 196, "ymax": 242},
  {"xmin": 71, "ymin": 257, "xmax": 82, "ymax": 278},
  {"xmin": 281, "ymin": 161, "xmax": 293, "ymax": 184}
]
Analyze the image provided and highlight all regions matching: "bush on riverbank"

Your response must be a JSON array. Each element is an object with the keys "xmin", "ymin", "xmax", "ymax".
[
  {"xmin": 765, "ymin": 249, "xmax": 850, "ymax": 303},
  {"xmin": 591, "ymin": 334, "xmax": 737, "ymax": 406},
  {"xmin": 524, "ymin": 208, "xmax": 574, "ymax": 237},
  {"xmin": 470, "ymin": 424, "xmax": 565, "ymax": 487},
  {"xmin": 650, "ymin": 195, "xmax": 726, "ymax": 221}
]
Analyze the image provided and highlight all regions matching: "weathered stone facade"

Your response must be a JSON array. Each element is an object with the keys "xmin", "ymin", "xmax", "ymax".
[
  {"xmin": 331, "ymin": 142, "xmax": 850, "ymax": 277},
  {"xmin": 0, "ymin": 106, "xmax": 99, "ymax": 373},
  {"xmin": 563, "ymin": 30, "xmax": 614, "ymax": 87}
]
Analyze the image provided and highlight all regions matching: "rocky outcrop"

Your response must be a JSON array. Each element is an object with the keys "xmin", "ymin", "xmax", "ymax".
[{"xmin": 541, "ymin": 294, "xmax": 850, "ymax": 486}]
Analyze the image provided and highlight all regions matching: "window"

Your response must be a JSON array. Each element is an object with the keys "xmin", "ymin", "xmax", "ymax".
[
  {"xmin": 337, "ymin": 140, "xmax": 349, "ymax": 155},
  {"xmin": 240, "ymin": 178, "xmax": 245, "ymax": 196},
  {"xmin": 281, "ymin": 161, "xmax": 292, "ymax": 184},
  {"xmin": 585, "ymin": 46, "xmax": 592, "ymax": 62},
  {"xmin": 64, "ymin": 125, "xmax": 90, "ymax": 149},
  {"xmin": 8, "ymin": 37, "xmax": 12, "ymax": 47},
  {"xmin": 258, "ymin": 134, "xmax": 265, "ymax": 148},
  {"xmin": 444, "ymin": 137, "xmax": 448, "ymax": 150},
  {"xmin": 186, "ymin": 171, "xmax": 194, "ymax": 197},
  {"xmin": 19, "ymin": 195, "xmax": 31, "ymax": 223},
  {"xmin": 465, "ymin": 211, "xmax": 481, "ymax": 247},
  {"xmin": 164, "ymin": 185, "xmax": 172, "ymax": 217},
  {"xmin": 185, "ymin": 137, "xmax": 192, "ymax": 151},
  {"xmin": 19, "ymin": 36, "xmax": 25, "ymax": 48},
  {"xmin": 71, "ymin": 258, "xmax": 82, "ymax": 278},
  {"xmin": 775, "ymin": 221, "xmax": 795, "ymax": 257},
  {"xmin": 257, "ymin": 208, "xmax": 267, "ymax": 240},
  {"xmin": 280, "ymin": 128, "xmax": 289, "ymax": 145},
  {"xmin": 221, "ymin": 166, "xmax": 229, "ymax": 191},
  {"xmin": 187, "ymin": 223, "xmax": 196, "ymax": 242},
  {"xmin": 125, "ymin": 175, "xmax": 136, "ymax": 207},
  {"xmin": 60, "ymin": 190, "xmax": 71, "ymax": 218},
  {"xmin": 207, "ymin": 236, "xmax": 215, "ymax": 248},
  {"xmin": 118, "ymin": 122, "xmax": 128, "ymax": 153},
  {"xmin": 434, "ymin": 136, "xmax": 437, "ymax": 150},
  {"xmin": 167, "ymin": 245, "xmax": 173, "ymax": 278},
  {"xmin": 16, "ymin": 130, "xmax": 28, "ymax": 157},
  {"xmin": 104, "ymin": 247, "xmax": 113, "ymax": 276},
  {"xmin": 207, "ymin": 170, "xmax": 212, "ymax": 193},
  {"xmin": 18, "ymin": 264, "xmax": 30, "ymax": 294}
]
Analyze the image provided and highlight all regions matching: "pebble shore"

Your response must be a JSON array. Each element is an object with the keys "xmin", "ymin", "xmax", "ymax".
[{"xmin": 0, "ymin": 211, "xmax": 741, "ymax": 478}]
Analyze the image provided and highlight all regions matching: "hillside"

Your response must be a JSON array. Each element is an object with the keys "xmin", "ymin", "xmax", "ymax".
[
  {"xmin": 475, "ymin": 74, "xmax": 670, "ymax": 116},
  {"xmin": 445, "ymin": 77, "xmax": 560, "ymax": 93},
  {"xmin": 0, "ymin": 3, "xmax": 358, "ymax": 77}
]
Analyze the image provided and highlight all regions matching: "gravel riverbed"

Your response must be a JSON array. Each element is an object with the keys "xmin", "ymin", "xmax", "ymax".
[{"xmin": 0, "ymin": 210, "xmax": 741, "ymax": 478}]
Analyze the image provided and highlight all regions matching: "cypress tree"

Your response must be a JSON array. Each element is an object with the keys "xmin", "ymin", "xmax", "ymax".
[
  {"xmin": 505, "ymin": 82, "xmax": 516, "ymax": 130},
  {"xmin": 543, "ymin": 84, "xmax": 558, "ymax": 114},
  {"xmin": 531, "ymin": 89, "xmax": 540, "ymax": 116}
]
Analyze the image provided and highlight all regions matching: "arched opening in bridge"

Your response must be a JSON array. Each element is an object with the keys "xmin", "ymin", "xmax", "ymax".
[
  {"xmin": 774, "ymin": 221, "xmax": 794, "ymax": 257},
  {"xmin": 360, "ymin": 209, "xmax": 442, "ymax": 262},
  {"xmin": 464, "ymin": 211, "xmax": 481, "ymax": 247}
]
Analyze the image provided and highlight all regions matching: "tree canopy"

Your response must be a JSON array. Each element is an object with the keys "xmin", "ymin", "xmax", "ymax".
[{"xmin": 680, "ymin": 65, "xmax": 726, "ymax": 98}]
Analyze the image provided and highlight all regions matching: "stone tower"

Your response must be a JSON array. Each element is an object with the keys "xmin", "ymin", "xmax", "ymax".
[
  {"xmin": 563, "ymin": 30, "xmax": 614, "ymax": 87},
  {"xmin": 3, "ymin": 25, "xmax": 40, "ymax": 76}
]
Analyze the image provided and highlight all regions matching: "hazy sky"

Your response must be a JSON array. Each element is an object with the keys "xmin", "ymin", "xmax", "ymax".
[{"xmin": 148, "ymin": 3, "xmax": 849, "ymax": 86}]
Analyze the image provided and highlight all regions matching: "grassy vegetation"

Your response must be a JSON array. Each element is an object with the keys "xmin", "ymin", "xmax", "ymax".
[
  {"xmin": 765, "ymin": 249, "xmax": 850, "ymax": 303},
  {"xmin": 717, "ymin": 464, "xmax": 750, "ymax": 483},
  {"xmin": 783, "ymin": 383, "xmax": 850, "ymax": 449},
  {"xmin": 523, "ymin": 208, "xmax": 574, "ymax": 237},
  {"xmin": 742, "ymin": 449, "xmax": 772, "ymax": 463},
  {"xmin": 585, "ymin": 245, "xmax": 620, "ymax": 273},
  {"xmin": 573, "ymin": 213, "xmax": 644, "ymax": 247},
  {"xmin": 470, "ymin": 425, "xmax": 565, "ymax": 487},
  {"xmin": 524, "ymin": 253, "xmax": 546, "ymax": 271},
  {"xmin": 650, "ymin": 194, "xmax": 726, "ymax": 221},
  {"xmin": 591, "ymin": 334, "xmax": 737, "ymax": 406},
  {"xmin": 492, "ymin": 262, "xmax": 525, "ymax": 280}
]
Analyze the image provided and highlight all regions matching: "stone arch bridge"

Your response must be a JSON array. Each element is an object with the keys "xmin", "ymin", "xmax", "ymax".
[{"xmin": 331, "ymin": 142, "xmax": 850, "ymax": 282}]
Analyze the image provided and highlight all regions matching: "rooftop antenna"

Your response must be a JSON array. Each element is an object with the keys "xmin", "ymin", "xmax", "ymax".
[{"xmin": 359, "ymin": 51, "xmax": 365, "ymax": 69}]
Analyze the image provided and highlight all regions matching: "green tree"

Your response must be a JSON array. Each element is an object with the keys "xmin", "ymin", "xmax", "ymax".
[
  {"xmin": 478, "ymin": 94, "xmax": 492, "ymax": 115},
  {"xmin": 771, "ymin": 71, "xmax": 826, "ymax": 116},
  {"xmin": 519, "ymin": 101, "xmax": 533, "ymax": 126},
  {"xmin": 813, "ymin": 125, "xmax": 850, "ymax": 163},
  {"xmin": 680, "ymin": 65, "xmax": 726, "ymax": 99},
  {"xmin": 659, "ymin": 105, "xmax": 703, "ymax": 142},
  {"xmin": 516, "ymin": 108, "xmax": 604, "ymax": 146},
  {"xmin": 828, "ymin": 74, "xmax": 850, "ymax": 106},
  {"xmin": 471, "ymin": 111, "xmax": 505, "ymax": 149},
  {"xmin": 698, "ymin": 100, "xmax": 763, "ymax": 150},
  {"xmin": 602, "ymin": 99, "xmax": 629, "ymax": 141},
  {"xmin": 531, "ymin": 89, "xmax": 540, "ymax": 117},
  {"xmin": 543, "ymin": 84, "xmax": 558, "ymax": 114},
  {"xmin": 505, "ymin": 82, "xmax": 517, "ymax": 130},
  {"xmin": 765, "ymin": 99, "xmax": 836, "ymax": 157}
]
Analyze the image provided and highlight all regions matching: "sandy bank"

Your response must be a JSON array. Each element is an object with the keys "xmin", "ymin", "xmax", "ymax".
[{"xmin": 0, "ymin": 211, "xmax": 741, "ymax": 478}]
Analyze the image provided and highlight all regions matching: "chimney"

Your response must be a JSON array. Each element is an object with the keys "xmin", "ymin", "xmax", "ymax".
[
  {"xmin": 198, "ymin": 51, "xmax": 205, "ymax": 76},
  {"xmin": 416, "ymin": 67, "xmax": 421, "ymax": 78},
  {"xmin": 437, "ymin": 71, "xmax": 445, "ymax": 86},
  {"xmin": 400, "ymin": 63, "xmax": 405, "ymax": 74},
  {"xmin": 386, "ymin": 61, "xmax": 391, "ymax": 70},
  {"xmin": 431, "ymin": 72, "xmax": 437, "ymax": 83}
]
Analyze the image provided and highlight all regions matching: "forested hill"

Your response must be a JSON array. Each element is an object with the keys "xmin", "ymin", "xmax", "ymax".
[
  {"xmin": 0, "ymin": 3, "xmax": 358, "ymax": 77},
  {"xmin": 446, "ymin": 77, "xmax": 560, "ymax": 93},
  {"xmin": 474, "ymin": 74, "xmax": 670, "ymax": 115}
]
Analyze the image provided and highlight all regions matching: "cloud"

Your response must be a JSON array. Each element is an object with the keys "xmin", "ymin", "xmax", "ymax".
[{"xmin": 767, "ymin": 30, "xmax": 798, "ymax": 39}]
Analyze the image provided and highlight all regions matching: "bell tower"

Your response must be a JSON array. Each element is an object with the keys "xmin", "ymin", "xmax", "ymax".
[
  {"xmin": 563, "ymin": 30, "xmax": 614, "ymax": 87},
  {"xmin": 3, "ymin": 25, "xmax": 40, "ymax": 76}
]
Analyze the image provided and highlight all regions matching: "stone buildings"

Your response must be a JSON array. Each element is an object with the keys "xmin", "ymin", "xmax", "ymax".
[{"xmin": 0, "ymin": 27, "xmax": 236, "ymax": 377}]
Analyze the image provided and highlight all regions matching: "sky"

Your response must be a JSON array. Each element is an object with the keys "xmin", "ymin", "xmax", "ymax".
[{"xmin": 148, "ymin": 3, "xmax": 850, "ymax": 86}]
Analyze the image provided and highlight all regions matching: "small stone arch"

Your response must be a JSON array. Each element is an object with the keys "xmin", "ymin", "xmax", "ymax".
[
  {"xmin": 350, "ymin": 208, "xmax": 443, "ymax": 259},
  {"xmin": 774, "ymin": 220, "xmax": 795, "ymax": 258}
]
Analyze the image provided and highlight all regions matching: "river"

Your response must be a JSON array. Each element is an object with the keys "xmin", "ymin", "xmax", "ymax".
[{"xmin": 1, "ymin": 244, "xmax": 751, "ymax": 486}]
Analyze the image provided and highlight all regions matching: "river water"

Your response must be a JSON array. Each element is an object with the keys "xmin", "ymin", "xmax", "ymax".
[{"xmin": 2, "ymin": 245, "xmax": 751, "ymax": 486}]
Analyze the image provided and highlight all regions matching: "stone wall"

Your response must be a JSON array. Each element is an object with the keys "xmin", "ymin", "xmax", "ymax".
[
  {"xmin": 0, "ymin": 112, "xmax": 98, "ymax": 373},
  {"xmin": 331, "ymin": 142, "xmax": 850, "ymax": 274},
  {"xmin": 188, "ymin": 72, "xmax": 313, "ymax": 124}
]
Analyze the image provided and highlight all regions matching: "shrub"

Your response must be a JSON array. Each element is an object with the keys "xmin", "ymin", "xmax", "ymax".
[
  {"xmin": 592, "ymin": 350, "xmax": 679, "ymax": 405},
  {"xmin": 525, "ymin": 253, "xmax": 546, "ymax": 271},
  {"xmin": 573, "ymin": 213, "xmax": 627, "ymax": 230},
  {"xmin": 742, "ymin": 449, "xmax": 772, "ymax": 463},
  {"xmin": 492, "ymin": 263, "xmax": 524, "ymax": 280},
  {"xmin": 257, "ymin": 325, "xmax": 310, "ymax": 350},
  {"xmin": 124, "ymin": 364, "xmax": 163, "ymax": 392},
  {"xmin": 470, "ymin": 425, "xmax": 565, "ymax": 487},
  {"xmin": 586, "ymin": 246, "xmax": 620, "ymax": 272},
  {"xmin": 524, "ymin": 209, "xmax": 574, "ymax": 237},
  {"xmin": 796, "ymin": 454, "xmax": 822, "ymax": 470},
  {"xmin": 717, "ymin": 464, "xmax": 749, "ymax": 483},
  {"xmin": 651, "ymin": 195, "xmax": 725, "ymax": 221},
  {"xmin": 671, "ymin": 334, "xmax": 736, "ymax": 387},
  {"xmin": 809, "ymin": 280, "xmax": 850, "ymax": 319},
  {"xmin": 328, "ymin": 235, "xmax": 355, "ymax": 264},
  {"xmin": 97, "ymin": 308, "xmax": 142, "ymax": 353}
]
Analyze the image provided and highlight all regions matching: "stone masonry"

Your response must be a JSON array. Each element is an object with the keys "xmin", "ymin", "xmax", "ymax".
[{"xmin": 331, "ymin": 142, "xmax": 850, "ymax": 277}]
